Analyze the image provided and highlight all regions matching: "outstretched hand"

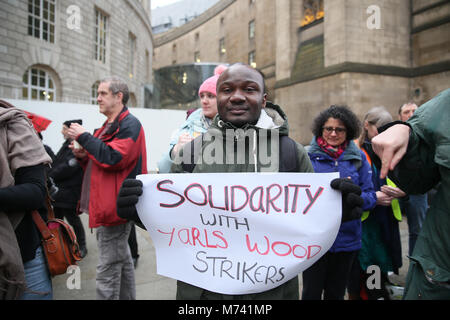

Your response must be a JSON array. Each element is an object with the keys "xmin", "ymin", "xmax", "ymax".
[
  {"xmin": 371, "ymin": 124, "xmax": 411, "ymax": 179},
  {"xmin": 331, "ymin": 178, "xmax": 364, "ymax": 223}
]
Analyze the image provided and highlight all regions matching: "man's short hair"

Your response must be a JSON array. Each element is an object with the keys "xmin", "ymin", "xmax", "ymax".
[
  {"xmin": 100, "ymin": 76, "xmax": 130, "ymax": 105},
  {"xmin": 398, "ymin": 102, "xmax": 417, "ymax": 115},
  {"xmin": 254, "ymin": 68, "xmax": 267, "ymax": 94}
]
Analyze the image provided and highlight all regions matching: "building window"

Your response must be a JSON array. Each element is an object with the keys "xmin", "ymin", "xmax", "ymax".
[
  {"xmin": 27, "ymin": 0, "xmax": 56, "ymax": 43},
  {"xmin": 145, "ymin": 50, "xmax": 150, "ymax": 83},
  {"xmin": 95, "ymin": 9, "xmax": 108, "ymax": 63},
  {"xmin": 249, "ymin": 20, "xmax": 255, "ymax": 39},
  {"xmin": 22, "ymin": 67, "xmax": 56, "ymax": 101},
  {"xmin": 91, "ymin": 81, "xmax": 99, "ymax": 105},
  {"xmin": 219, "ymin": 38, "xmax": 226, "ymax": 55},
  {"xmin": 248, "ymin": 51, "xmax": 256, "ymax": 68},
  {"xmin": 172, "ymin": 43, "xmax": 177, "ymax": 65},
  {"xmin": 194, "ymin": 51, "xmax": 201, "ymax": 63},
  {"xmin": 128, "ymin": 33, "xmax": 136, "ymax": 79},
  {"xmin": 300, "ymin": 0, "xmax": 324, "ymax": 27}
]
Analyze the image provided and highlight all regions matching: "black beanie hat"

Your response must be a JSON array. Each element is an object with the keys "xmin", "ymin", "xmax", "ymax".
[{"xmin": 63, "ymin": 119, "xmax": 83, "ymax": 127}]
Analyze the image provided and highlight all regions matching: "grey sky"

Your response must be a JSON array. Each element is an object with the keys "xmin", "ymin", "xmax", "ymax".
[{"xmin": 151, "ymin": 0, "xmax": 182, "ymax": 9}]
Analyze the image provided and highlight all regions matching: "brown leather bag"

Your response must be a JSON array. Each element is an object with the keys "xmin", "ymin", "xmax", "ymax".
[{"xmin": 32, "ymin": 197, "xmax": 82, "ymax": 276}]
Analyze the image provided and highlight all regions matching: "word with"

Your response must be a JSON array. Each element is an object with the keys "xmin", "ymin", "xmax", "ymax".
[
  {"xmin": 66, "ymin": 265, "xmax": 81, "ymax": 290},
  {"xmin": 178, "ymin": 304, "xmax": 213, "ymax": 318},
  {"xmin": 158, "ymin": 227, "xmax": 228, "ymax": 249},
  {"xmin": 66, "ymin": 5, "xmax": 82, "ymax": 32},
  {"xmin": 367, "ymin": 5, "xmax": 381, "ymax": 30},
  {"xmin": 200, "ymin": 213, "xmax": 250, "ymax": 231},
  {"xmin": 223, "ymin": 304, "xmax": 272, "ymax": 316},
  {"xmin": 157, "ymin": 180, "xmax": 324, "ymax": 215},
  {"xmin": 246, "ymin": 234, "xmax": 321, "ymax": 260},
  {"xmin": 193, "ymin": 251, "xmax": 286, "ymax": 285}
]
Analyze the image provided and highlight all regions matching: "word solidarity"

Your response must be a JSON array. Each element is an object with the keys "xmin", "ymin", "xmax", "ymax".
[{"xmin": 157, "ymin": 180, "xmax": 324, "ymax": 215}]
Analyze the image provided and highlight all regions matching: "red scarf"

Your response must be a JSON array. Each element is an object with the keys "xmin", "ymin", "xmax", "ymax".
[{"xmin": 317, "ymin": 136, "xmax": 348, "ymax": 159}]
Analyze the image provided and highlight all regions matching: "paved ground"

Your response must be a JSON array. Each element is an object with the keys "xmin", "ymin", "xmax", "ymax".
[{"xmin": 53, "ymin": 214, "xmax": 410, "ymax": 300}]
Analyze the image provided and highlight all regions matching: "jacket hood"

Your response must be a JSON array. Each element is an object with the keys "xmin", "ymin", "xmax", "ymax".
[
  {"xmin": 182, "ymin": 108, "xmax": 212, "ymax": 133},
  {"xmin": 0, "ymin": 103, "xmax": 29, "ymax": 126},
  {"xmin": 212, "ymin": 102, "xmax": 290, "ymax": 136},
  {"xmin": 0, "ymin": 100, "xmax": 52, "ymax": 186},
  {"xmin": 187, "ymin": 102, "xmax": 290, "ymax": 173}
]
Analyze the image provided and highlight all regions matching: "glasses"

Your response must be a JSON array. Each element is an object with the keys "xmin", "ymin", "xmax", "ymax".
[{"xmin": 323, "ymin": 126, "xmax": 347, "ymax": 134}]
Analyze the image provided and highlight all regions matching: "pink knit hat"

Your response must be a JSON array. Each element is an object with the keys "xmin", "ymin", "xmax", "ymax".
[{"xmin": 198, "ymin": 64, "xmax": 227, "ymax": 97}]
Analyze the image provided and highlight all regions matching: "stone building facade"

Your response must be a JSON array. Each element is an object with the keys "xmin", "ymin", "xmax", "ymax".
[
  {"xmin": 153, "ymin": 0, "xmax": 277, "ymax": 100},
  {"xmin": 0, "ymin": 0, "xmax": 153, "ymax": 107},
  {"xmin": 153, "ymin": 0, "xmax": 450, "ymax": 144}
]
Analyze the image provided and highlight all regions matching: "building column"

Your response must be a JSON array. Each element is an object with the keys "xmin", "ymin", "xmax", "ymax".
[{"xmin": 275, "ymin": 0, "xmax": 292, "ymax": 81}]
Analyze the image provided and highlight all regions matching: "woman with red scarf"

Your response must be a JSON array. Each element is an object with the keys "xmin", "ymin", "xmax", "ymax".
[{"xmin": 302, "ymin": 105, "xmax": 377, "ymax": 300}]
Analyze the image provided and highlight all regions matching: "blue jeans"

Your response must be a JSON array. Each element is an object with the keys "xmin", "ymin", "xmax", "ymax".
[
  {"xmin": 19, "ymin": 246, "xmax": 53, "ymax": 300},
  {"xmin": 400, "ymin": 194, "xmax": 428, "ymax": 256}
]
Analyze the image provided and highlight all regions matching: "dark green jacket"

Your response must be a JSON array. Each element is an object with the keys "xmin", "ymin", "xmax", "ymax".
[
  {"xmin": 388, "ymin": 89, "xmax": 450, "ymax": 299},
  {"xmin": 171, "ymin": 102, "xmax": 313, "ymax": 300}
]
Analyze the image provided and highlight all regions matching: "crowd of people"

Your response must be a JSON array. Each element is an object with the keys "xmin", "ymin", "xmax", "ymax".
[{"xmin": 0, "ymin": 63, "xmax": 448, "ymax": 300}]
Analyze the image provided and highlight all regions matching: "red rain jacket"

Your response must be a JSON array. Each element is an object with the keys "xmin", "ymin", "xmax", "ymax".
[{"xmin": 77, "ymin": 107, "xmax": 147, "ymax": 228}]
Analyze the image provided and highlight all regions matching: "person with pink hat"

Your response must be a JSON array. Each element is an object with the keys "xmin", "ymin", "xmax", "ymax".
[{"xmin": 157, "ymin": 65, "xmax": 227, "ymax": 173}]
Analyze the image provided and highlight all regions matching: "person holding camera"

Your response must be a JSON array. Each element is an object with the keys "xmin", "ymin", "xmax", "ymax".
[{"xmin": 48, "ymin": 119, "xmax": 87, "ymax": 258}]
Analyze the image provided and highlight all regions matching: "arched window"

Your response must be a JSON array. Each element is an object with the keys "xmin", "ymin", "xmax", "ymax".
[{"xmin": 22, "ymin": 67, "xmax": 56, "ymax": 101}]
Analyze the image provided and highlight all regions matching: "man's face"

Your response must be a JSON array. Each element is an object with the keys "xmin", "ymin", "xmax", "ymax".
[
  {"xmin": 97, "ymin": 81, "xmax": 122, "ymax": 116},
  {"xmin": 399, "ymin": 103, "xmax": 418, "ymax": 122},
  {"xmin": 216, "ymin": 65, "xmax": 267, "ymax": 127}
]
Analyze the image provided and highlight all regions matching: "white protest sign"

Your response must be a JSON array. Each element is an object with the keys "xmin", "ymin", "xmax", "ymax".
[{"xmin": 136, "ymin": 172, "xmax": 341, "ymax": 295}]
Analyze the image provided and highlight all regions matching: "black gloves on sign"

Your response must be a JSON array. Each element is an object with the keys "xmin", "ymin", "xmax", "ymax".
[
  {"xmin": 117, "ymin": 179, "xmax": 145, "ymax": 228},
  {"xmin": 330, "ymin": 178, "xmax": 364, "ymax": 223}
]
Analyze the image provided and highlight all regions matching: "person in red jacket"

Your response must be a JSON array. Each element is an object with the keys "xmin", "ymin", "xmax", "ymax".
[{"xmin": 67, "ymin": 76, "xmax": 147, "ymax": 300}]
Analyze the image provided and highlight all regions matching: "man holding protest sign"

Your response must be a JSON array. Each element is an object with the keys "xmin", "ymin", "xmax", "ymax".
[{"xmin": 117, "ymin": 63, "xmax": 365, "ymax": 300}]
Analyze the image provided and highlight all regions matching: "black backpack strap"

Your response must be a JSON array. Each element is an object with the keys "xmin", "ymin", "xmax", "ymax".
[{"xmin": 279, "ymin": 135, "xmax": 299, "ymax": 172}]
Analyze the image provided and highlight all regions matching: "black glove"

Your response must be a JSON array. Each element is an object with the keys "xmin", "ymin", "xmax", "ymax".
[
  {"xmin": 331, "ymin": 178, "xmax": 364, "ymax": 222},
  {"xmin": 117, "ymin": 179, "xmax": 145, "ymax": 229}
]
